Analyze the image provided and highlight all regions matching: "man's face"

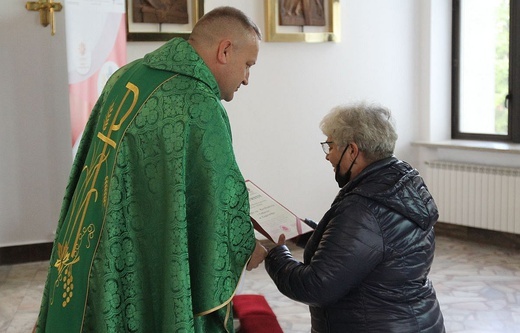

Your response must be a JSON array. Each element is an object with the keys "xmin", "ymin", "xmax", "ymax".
[{"xmin": 220, "ymin": 35, "xmax": 259, "ymax": 102}]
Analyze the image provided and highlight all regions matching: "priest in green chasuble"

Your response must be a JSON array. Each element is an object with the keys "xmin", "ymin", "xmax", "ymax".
[{"xmin": 34, "ymin": 6, "xmax": 266, "ymax": 333}]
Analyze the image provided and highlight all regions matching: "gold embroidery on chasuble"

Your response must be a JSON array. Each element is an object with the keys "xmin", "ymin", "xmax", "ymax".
[{"xmin": 51, "ymin": 82, "xmax": 140, "ymax": 308}]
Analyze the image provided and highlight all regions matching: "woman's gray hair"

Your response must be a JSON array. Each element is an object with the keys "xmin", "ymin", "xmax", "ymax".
[{"xmin": 320, "ymin": 102, "xmax": 398, "ymax": 163}]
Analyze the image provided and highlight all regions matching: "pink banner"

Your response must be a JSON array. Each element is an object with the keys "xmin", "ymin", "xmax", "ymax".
[{"xmin": 65, "ymin": 1, "xmax": 126, "ymax": 151}]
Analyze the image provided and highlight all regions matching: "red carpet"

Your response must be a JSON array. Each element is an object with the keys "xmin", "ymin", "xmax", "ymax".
[{"xmin": 233, "ymin": 294, "xmax": 283, "ymax": 333}]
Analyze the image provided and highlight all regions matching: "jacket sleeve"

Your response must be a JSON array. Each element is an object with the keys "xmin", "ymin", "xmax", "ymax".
[{"xmin": 265, "ymin": 200, "xmax": 384, "ymax": 307}]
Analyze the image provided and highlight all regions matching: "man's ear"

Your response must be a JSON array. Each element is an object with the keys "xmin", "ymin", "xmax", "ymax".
[{"xmin": 216, "ymin": 40, "xmax": 232, "ymax": 64}]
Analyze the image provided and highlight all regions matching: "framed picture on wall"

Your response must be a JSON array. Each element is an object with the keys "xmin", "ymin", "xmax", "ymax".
[
  {"xmin": 126, "ymin": 0, "xmax": 204, "ymax": 41},
  {"xmin": 265, "ymin": 0, "xmax": 340, "ymax": 42}
]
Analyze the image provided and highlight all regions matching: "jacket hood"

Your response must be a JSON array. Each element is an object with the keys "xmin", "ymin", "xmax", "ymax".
[
  {"xmin": 341, "ymin": 157, "xmax": 439, "ymax": 230},
  {"xmin": 142, "ymin": 38, "xmax": 221, "ymax": 99}
]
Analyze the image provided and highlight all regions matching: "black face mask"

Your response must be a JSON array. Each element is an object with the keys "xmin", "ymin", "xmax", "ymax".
[{"xmin": 335, "ymin": 145, "xmax": 359, "ymax": 188}]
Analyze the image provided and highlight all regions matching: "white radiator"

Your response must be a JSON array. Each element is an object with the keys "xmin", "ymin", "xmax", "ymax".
[{"xmin": 425, "ymin": 161, "xmax": 520, "ymax": 234}]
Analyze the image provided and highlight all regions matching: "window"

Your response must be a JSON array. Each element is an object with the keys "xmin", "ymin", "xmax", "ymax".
[{"xmin": 452, "ymin": 0, "xmax": 520, "ymax": 142}]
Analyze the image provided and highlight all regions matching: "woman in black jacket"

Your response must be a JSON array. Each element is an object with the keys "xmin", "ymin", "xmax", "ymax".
[{"xmin": 265, "ymin": 102, "xmax": 445, "ymax": 332}]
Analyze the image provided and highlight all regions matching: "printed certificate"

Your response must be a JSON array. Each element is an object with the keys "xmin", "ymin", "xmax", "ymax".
[{"xmin": 246, "ymin": 180, "xmax": 314, "ymax": 243}]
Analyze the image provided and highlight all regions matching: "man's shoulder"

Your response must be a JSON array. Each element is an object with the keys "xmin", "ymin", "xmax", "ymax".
[{"xmin": 142, "ymin": 38, "xmax": 220, "ymax": 97}]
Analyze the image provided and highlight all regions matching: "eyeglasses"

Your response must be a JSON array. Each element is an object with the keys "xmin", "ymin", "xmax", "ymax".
[{"xmin": 320, "ymin": 141, "xmax": 333, "ymax": 154}]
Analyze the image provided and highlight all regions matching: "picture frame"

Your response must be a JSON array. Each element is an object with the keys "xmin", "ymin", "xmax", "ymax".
[
  {"xmin": 126, "ymin": 0, "xmax": 204, "ymax": 42},
  {"xmin": 265, "ymin": 0, "xmax": 340, "ymax": 42}
]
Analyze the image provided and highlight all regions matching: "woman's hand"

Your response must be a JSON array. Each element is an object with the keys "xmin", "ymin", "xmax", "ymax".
[{"xmin": 276, "ymin": 234, "xmax": 286, "ymax": 246}]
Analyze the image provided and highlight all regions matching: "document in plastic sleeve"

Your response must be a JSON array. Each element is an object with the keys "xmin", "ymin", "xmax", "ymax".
[{"xmin": 245, "ymin": 180, "xmax": 314, "ymax": 243}]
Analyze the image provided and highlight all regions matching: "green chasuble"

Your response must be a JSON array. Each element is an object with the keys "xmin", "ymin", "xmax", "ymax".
[{"xmin": 36, "ymin": 38, "xmax": 256, "ymax": 332}]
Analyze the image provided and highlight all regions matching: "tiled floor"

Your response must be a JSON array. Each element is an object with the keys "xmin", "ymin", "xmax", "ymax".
[{"xmin": 2, "ymin": 235, "xmax": 520, "ymax": 333}]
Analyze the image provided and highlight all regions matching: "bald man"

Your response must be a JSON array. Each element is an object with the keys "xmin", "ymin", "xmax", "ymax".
[{"xmin": 34, "ymin": 7, "xmax": 265, "ymax": 333}]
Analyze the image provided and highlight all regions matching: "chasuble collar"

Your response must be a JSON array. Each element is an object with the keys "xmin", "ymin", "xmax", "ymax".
[{"xmin": 143, "ymin": 38, "xmax": 221, "ymax": 100}]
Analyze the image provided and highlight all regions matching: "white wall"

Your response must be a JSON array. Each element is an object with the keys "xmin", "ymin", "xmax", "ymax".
[
  {"xmin": 1, "ymin": 0, "xmax": 454, "ymax": 246},
  {"xmin": 0, "ymin": 0, "xmax": 71, "ymax": 247}
]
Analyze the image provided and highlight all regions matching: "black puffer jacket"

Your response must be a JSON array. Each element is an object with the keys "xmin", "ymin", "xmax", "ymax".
[{"xmin": 265, "ymin": 157, "xmax": 445, "ymax": 333}]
